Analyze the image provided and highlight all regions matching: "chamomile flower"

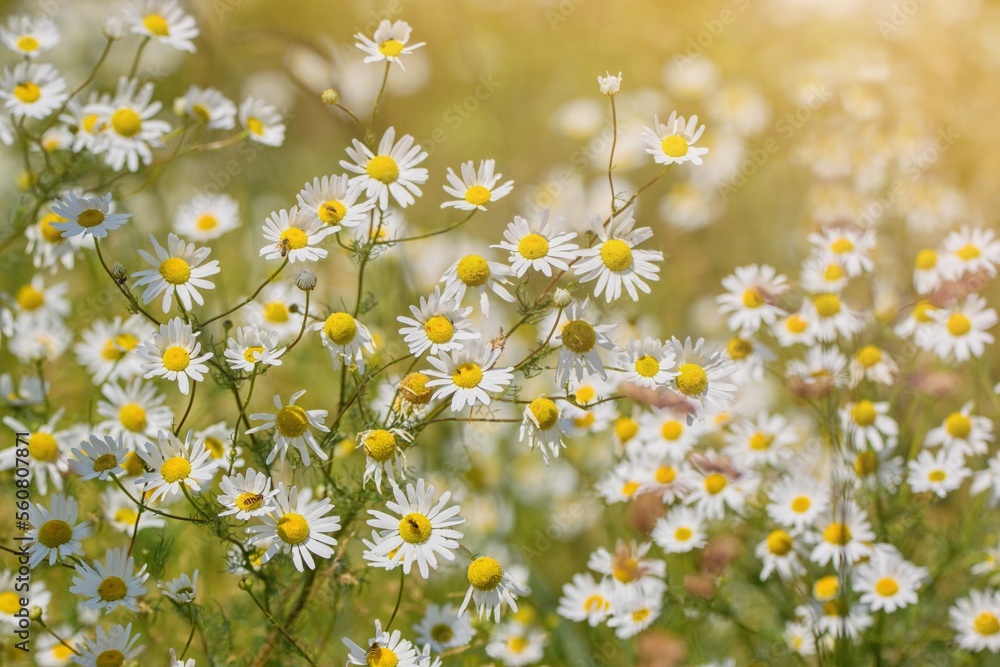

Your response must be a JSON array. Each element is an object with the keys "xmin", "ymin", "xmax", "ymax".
[
  {"xmin": 96, "ymin": 379, "xmax": 173, "ymax": 449},
  {"xmin": 138, "ymin": 317, "xmax": 213, "ymax": 395},
  {"xmin": 25, "ymin": 493, "xmax": 92, "ymax": 567},
  {"xmin": 459, "ymin": 555, "xmax": 529, "ymax": 622},
  {"xmin": 809, "ymin": 501, "xmax": 875, "ymax": 567},
  {"xmin": 424, "ymin": 341, "xmax": 513, "ymax": 412},
  {"xmin": 259, "ymin": 207, "xmax": 333, "ymax": 263},
  {"xmin": 355, "ymin": 19, "xmax": 425, "ymax": 68},
  {"xmin": 159, "ymin": 570, "xmax": 198, "ymax": 604},
  {"xmin": 641, "ymin": 111, "xmax": 709, "ymax": 165},
  {"xmin": 810, "ymin": 292, "xmax": 864, "ymax": 342},
  {"xmin": 607, "ymin": 587, "xmax": 664, "ymax": 639},
  {"xmin": 940, "ymin": 227, "xmax": 1000, "ymax": 279},
  {"xmin": 841, "ymin": 400, "xmax": 898, "ymax": 452},
  {"xmin": 137, "ymin": 430, "xmax": 214, "ymax": 503},
  {"xmin": 223, "ymin": 325, "xmax": 286, "ymax": 373},
  {"xmin": 809, "ymin": 227, "xmax": 876, "ymax": 277},
  {"xmin": 637, "ymin": 409, "xmax": 700, "ymax": 461},
  {"xmin": 344, "ymin": 619, "xmax": 420, "ymax": 667},
  {"xmin": 973, "ymin": 454, "xmax": 1000, "ymax": 507},
  {"xmin": 246, "ymin": 390, "xmax": 330, "ymax": 466},
  {"xmin": 486, "ymin": 622, "xmax": 547, "ymax": 666},
  {"xmin": 556, "ymin": 573, "xmax": 614, "ymax": 626},
  {"xmin": 366, "ymin": 479, "xmax": 465, "ymax": 579},
  {"xmin": 239, "ymin": 97, "xmax": 285, "ymax": 146},
  {"xmin": 74, "ymin": 316, "xmax": 153, "ymax": 384},
  {"xmin": 598, "ymin": 71, "xmax": 623, "ymax": 95},
  {"xmin": 0, "ymin": 15, "xmax": 59, "ymax": 57},
  {"xmin": 440, "ymin": 253, "xmax": 515, "ymax": 317},
  {"xmin": 668, "ymin": 337, "xmax": 738, "ymax": 422},
  {"xmin": 69, "ymin": 434, "xmax": 127, "ymax": 482},
  {"xmin": 342, "ymin": 127, "xmax": 429, "ymax": 209},
  {"xmin": 173, "ymin": 193, "xmax": 240, "ymax": 240},
  {"xmin": 441, "ymin": 159, "xmax": 514, "ymax": 211},
  {"xmin": 247, "ymin": 483, "xmax": 341, "ymax": 572},
  {"xmin": 894, "ymin": 299, "xmax": 938, "ymax": 348},
  {"xmin": 928, "ymin": 295, "xmax": 998, "ymax": 362},
  {"xmin": 924, "ymin": 402, "xmax": 994, "ymax": 457},
  {"xmin": 767, "ymin": 477, "xmax": 829, "ymax": 531},
  {"xmin": 397, "ymin": 288, "xmax": 479, "ymax": 357},
  {"xmin": 773, "ymin": 308, "xmax": 819, "ymax": 347},
  {"xmin": 800, "ymin": 256, "xmax": 850, "ymax": 294},
  {"xmin": 912, "ymin": 248, "xmax": 945, "ymax": 294},
  {"xmin": 92, "ymin": 77, "xmax": 171, "ymax": 172},
  {"xmin": 849, "ymin": 345, "xmax": 897, "ymax": 386},
  {"xmin": 72, "ymin": 623, "xmax": 144, "ymax": 667},
  {"xmin": 756, "ymin": 529, "xmax": 805, "ymax": 581},
  {"xmin": 9, "ymin": 274, "xmax": 68, "ymax": 323},
  {"xmin": 218, "ymin": 469, "xmax": 278, "ymax": 520},
  {"xmin": 520, "ymin": 396, "xmax": 570, "ymax": 463},
  {"xmin": 359, "ymin": 428, "xmax": 413, "ymax": 492},
  {"xmin": 575, "ymin": 211, "xmax": 663, "ymax": 302},
  {"xmin": 553, "ymin": 298, "xmax": 617, "ymax": 384},
  {"xmin": 615, "ymin": 337, "xmax": 677, "ymax": 389},
  {"xmin": 907, "ymin": 449, "xmax": 970, "ymax": 498},
  {"xmin": 717, "ymin": 264, "xmax": 789, "ymax": 335},
  {"xmin": 652, "ymin": 506, "xmax": 707, "ymax": 553},
  {"xmin": 1, "ymin": 411, "xmax": 69, "ymax": 495},
  {"xmin": 244, "ymin": 281, "xmax": 304, "ymax": 337},
  {"xmin": 0, "ymin": 62, "xmax": 67, "ymax": 119},
  {"xmin": 314, "ymin": 311, "xmax": 376, "ymax": 373},
  {"xmin": 178, "ymin": 85, "xmax": 235, "ymax": 129},
  {"xmin": 412, "ymin": 603, "xmax": 475, "ymax": 652},
  {"xmin": 950, "ymin": 589, "xmax": 1000, "ymax": 653},
  {"xmin": 34, "ymin": 626, "xmax": 82, "ymax": 667},
  {"xmin": 685, "ymin": 456, "xmax": 758, "ymax": 519},
  {"xmin": 724, "ymin": 412, "xmax": 798, "ymax": 468},
  {"xmin": 27, "ymin": 208, "xmax": 86, "ymax": 272},
  {"xmin": 70, "ymin": 547, "xmax": 148, "ymax": 614},
  {"xmin": 854, "ymin": 551, "xmax": 927, "ymax": 613},
  {"xmin": 296, "ymin": 173, "xmax": 373, "ymax": 230},
  {"xmin": 493, "ymin": 209, "xmax": 579, "ymax": 277},
  {"xmin": 50, "ymin": 191, "xmax": 132, "ymax": 240},
  {"xmin": 123, "ymin": 0, "xmax": 199, "ymax": 52},
  {"xmin": 132, "ymin": 233, "xmax": 220, "ymax": 313},
  {"xmin": 786, "ymin": 346, "xmax": 849, "ymax": 390},
  {"xmin": 102, "ymin": 488, "xmax": 164, "ymax": 534}
]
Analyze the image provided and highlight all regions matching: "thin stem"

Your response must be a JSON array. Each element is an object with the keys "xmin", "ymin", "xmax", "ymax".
[
  {"xmin": 94, "ymin": 237, "xmax": 162, "ymax": 325},
  {"xmin": 368, "ymin": 61, "xmax": 392, "ymax": 146},
  {"xmin": 110, "ymin": 474, "xmax": 203, "ymax": 523},
  {"xmin": 200, "ymin": 258, "xmax": 288, "ymax": 327},
  {"xmin": 608, "ymin": 95, "xmax": 618, "ymax": 216},
  {"xmin": 127, "ymin": 36, "xmax": 150, "ymax": 80},
  {"xmin": 285, "ymin": 290, "xmax": 311, "ymax": 351},
  {"xmin": 174, "ymin": 383, "xmax": 197, "ymax": 436},
  {"xmin": 386, "ymin": 567, "xmax": 405, "ymax": 631},
  {"xmin": 245, "ymin": 588, "xmax": 318, "ymax": 667},
  {"xmin": 333, "ymin": 102, "xmax": 367, "ymax": 136},
  {"xmin": 127, "ymin": 489, "xmax": 147, "ymax": 556},
  {"xmin": 228, "ymin": 368, "xmax": 258, "ymax": 477},
  {"xmin": 380, "ymin": 209, "xmax": 476, "ymax": 244},
  {"xmin": 39, "ymin": 37, "xmax": 114, "ymax": 135},
  {"xmin": 180, "ymin": 605, "xmax": 197, "ymax": 659}
]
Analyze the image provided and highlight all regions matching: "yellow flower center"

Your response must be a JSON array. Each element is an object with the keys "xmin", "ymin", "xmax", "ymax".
[
  {"xmin": 661, "ymin": 134, "xmax": 689, "ymax": 158},
  {"xmin": 767, "ymin": 530, "xmax": 794, "ymax": 556},
  {"xmin": 468, "ymin": 556, "xmax": 504, "ymax": 591},
  {"xmin": 119, "ymin": 403, "xmax": 147, "ymax": 433},
  {"xmin": 399, "ymin": 372, "xmax": 433, "ymax": 405},
  {"xmin": 785, "ymin": 314, "xmax": 808, "ymax": 334},
  {"xmin": 621, "ymin": 481, "xmax": 640, "ymax": 497},
  {"xmin": 196, "ymin": 214, "xmax": 218, "ymax": 230},
  {"xmin": 529, "ymin": 397, "xmax": 559, "ymax": 430},
  {"xmin": 16, "ymin": 36, "xmax": 39, "ymax": 52},
  {"xmin": 813, "ymin": 293, "xmax": 841, "ymax": 318},
  {"xmin": 915, "ymin": 249, "xmax": 937, "ymax": 270},
  {"xmin": 37, "ymin": 519, "xmax": 73, "ymax": 548},
  {"xmin": 742, "ymin": 287, "xmax": 765, "ymax": 308},
  {"xmin": 562, "ymin": 320, "xmax": 597, "ymax": 354},
  {"xmin": 0, "ymin": 591, "xmax": 21, "ymax": 615},
  {"xmin": 235, "ymin": 492, "xmax": 265, "ymax": 512},
  {"xmin": 824, "ymin": 263, "xmax": 846, "ymax": 281},
  {"xmin": 123, "ymin": 451, "xmax": 144, "ymax": 476},
  {"xmin": 575, "ymin": 411, "xmax": 595, "ymax": 428},
  {"xmin": 246, "ymin": 117, "xmax": 264, "ymax": 136},
  {"xmin": 975, "ymin": 612, "xmax": 1000, "ymax": 636},
  {"xmin": 464, "ymin": 185, "xmax": 492, "ymax": 206},
  {"xmin": 600, "ymin": 238, "xmax": 633, "ymax": 272},
  {"xmin": 93, "ymin": 453, "xmax": 119, "ymax": 473},
  {"xmin": 517, "ymin": 233, "xmax": 549, "ymax": 260},
  {"xmin": 275, "ymin": 404, "xmax": 310, "ymax": 438},
  {"xmin": 263, "ymin": 301, "xmax": 289, "ymax": 323},
  {"xmin": 161, "ymin": 456, "xmax": 191, "ymax": 483},
  {"xmin": 632, "ymin": 608, "xmax": 651, "ymax": 623},
  {"xmin": 16, "ymin": 285, "xmax": 44, "ymax": 310},
  {"xmin": 748, "ymin": 432, "xmax": 772, "ymax": 451},
  {"xmin": 455, "ymin": 254, "xmax": 491, "ymax": 286},
  {"xmin": 14, "ymin": 82, "xmax": 40, "ymax": 103},
  {"xmin": 913, "ymin": 300, "xmax": 936, "ymax": 323},
  {"xmin": 98, "ymin": 576, "xmax": 128, "ymax": 602},
  {"xmin": 423, "ymin": 315, "xmax": 454, "ymax": 344},
  {"xmin": 655, "ymin": 465, "xmax": 676, "ymax": 484},
  {"xmin": 431, "ymin": 624, "xmax": 454, "ymax": 643},
  {"xmin": 451, "ymin": 362, "xmax": 483, "ymax": 389},
  {"xmin": 823, "ymin": 522, "xmax": 851, "ymax": 545},
  {"xmin": 28, "ymin": 433, "xmax": 58, "ymax": 462},
  {"xmin": 276, "ymin": 512, "xmax": 310, "ymax": 545},
  {"xmin": 82, "ymin": 113, "xmax": 101, "ymax": 133},
  {"xmin": 204, "ymin": 437, "xmax": 225, "ymax": 459},
  {"xmin": 957, "ymin": 244, "xmax": 982, "ymax": 261},
  {"xmin": 313, "ymin": 200, "xmax": 347, "ymax": 226},
  {"xmin": 102, "ymin": 333, "xmax": 140, "ymax": 361},
  {"xmin": 790, "ymin": 496, "xmax": 811, "ymax": 513},
  {"xmin": 614, "ymin": 417, "xmax": 639, "ymax": 442},
  {"xmin": 506, "ymin": 637, "xmax": 528, "ymax": 654},
  {"xmin": 366, "ymin": 155, "xmax": 399, "ymax": 184},
  {"xmin": 856, "ymin": 345, "xmax": 882, "ymax": 368},
  {"xmin": 726, "ymin": 337, "xmax": 752, "ymax": 360},
  {"xmin": 676, "ymin": 363, "xmax": 708, "ymax": 396},
  {"xmin": 378, "ymin": 38, "xmax": 405, "ymax": 57},
  {"xmin": 363, "ymin": 430, "xmax": 397, "ymax": 462},
  {"xmin": 674, "ymin": 527, "xmax": 693, "ymax": 541},
  {"xmin": 78, "ymin": 208, "xmax": 106, "ymax": 228},
  {"xmin": 830, "ymin": 237, "xmax": 853, "ymax": 254},
  {"xmin": 399, "ymin": 513, "xmax": 432, "ymax": 544},
  {"xmin": 704, "ymin": 473, "xmax": 728, "ymax": 495},
  {"xmin": 574, "ymin": 385, "xmax": 596, "ymax": 404},
  {"xmin": 854, "ymin": 452, "xmax": 878, "ymax": 476},
  {"xmin": 280, "ymin": 226, "xmax": 308, "ymax": 250},
  {"xmin": 634, "ymin": 355, "xmax": 660, "ymax": 378},
  {"xmin": 814, "ymin": 575, "xmax": 839, "ymax": 601},
  {"xmin": 945, "ymin": 412, "xmax": 972, "ymax": 439},
  {"xmin": 189, "ymin": 102, "xmax": 211, "ymax": 122},
  {"xmin": 162, "ymin": 346, "xmax": 191, "ymax": 372},
  {"xmin": 660, "ymin": 420, "xmax": 683, "ymax": 441},
  {"xmin": 111, "ymin": 108, "xmax": 142, "ymax": 138},
  {"xmin": 39, "ymin": 213, "xmax": 67, "ymax": 243},
  {"xmin": 159, "ymin": 257, "xmax": 191, "ymax": 285},
  {"xmin": 243, "ymin": 345, "xmax": 265, "ymax": 364},
  {"xmin": 96, "ymin": 650, "xmax": 125, "ymax": 667},
  {"xmin": 851, "ymin": 400, "xmax": 878, "ymax": 427},
  {"xmin": 947, "ymin": 313, "xmax": 971, "ymax": 337},
  {"xmin": 612, "ymin": 555, "xmax": 640, "ymax": 583},
  {"xmin": 323, "ymin": 312, "xmax": 357, "ymax": 345},
  {"xmin": 143, "ymin": 13, "xmax": 170, "ymax": 35},
  {"xmin": 927, "ymin": 469, "xmax": 947, "ymax": 482},
  {"xmin": 583, "ymin": 594, "xmax": 609, "ymax": 613}
]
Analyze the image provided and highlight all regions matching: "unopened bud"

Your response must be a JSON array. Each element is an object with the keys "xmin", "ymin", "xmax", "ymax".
[
  {"xmin": 102, "ymin": 17, "xmax": 126, "ymax": 41},
  {"xmin": 321, "ymin": 89, "xmax": 340, "ymax": 105},
  {"xmin": 29, "ymin": 605, "xmax": 42, "ymax": 621},
  {"xmin": 112, "ymin": 262, "xmax": 128, "ymax": 284},
  {"xmin": 295, "ymin": 269, "xmax": 317, "ymax": 291},
  {"xmin": 238, "ymin": 576, "xmax": 253, "ymax": 591},
  {"xmin": 552, "ymin": 288, "xmax": 572, "ymax": 307}
]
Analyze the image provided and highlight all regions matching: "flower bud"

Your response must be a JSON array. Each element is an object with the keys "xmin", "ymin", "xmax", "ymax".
[
  {"xmin": 552, "ymin": 288, "xmax": 572, "ymax": 307},
  {"xmin": 321, "ymin": 89, "xmax": 340, "ymax": 105},
  {"xmin": 295, "ymin": 269, "xmax": 317, "ymax": 291},
  {"xmin": 112, "ymin": 262, "xmax": 128, "ymax": 284}
]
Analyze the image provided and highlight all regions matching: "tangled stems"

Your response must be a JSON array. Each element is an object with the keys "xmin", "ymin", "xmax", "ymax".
[
  {"xmin": 93, "ymin": 237, "xmax": 162, "ymax": 326},
  {"xmin": 199, "ymin": 257, "xmax": 289, "ymax": 327}
]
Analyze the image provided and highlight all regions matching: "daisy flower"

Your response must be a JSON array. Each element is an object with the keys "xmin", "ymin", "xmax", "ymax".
[
  {"xmin": 223, "ymin": 325, "xmax": 286, "ymax": 373},
  {"xmin": 767, "ymin": 477, "xmax": 829, "ymax": 531},
  {"xmin": 912, "ymin": 248, "xmax": 945, "ymax": 294},
  {"xmin": 359, "ymin": 428, "xmax": 412, "ymax": 491},
  {"xmin": 259, "ymin": 206, "xmax": 334, "ymax": 263},
  {"xmin": 485, "ymin": 622, "xmax": 547, "ymax": 666},
  {"xmin": 137, "ymin": 430, "xmax": 214, "ymax": 503},
  {"xmin": 246, "ymin": 390, "xmax": 330, "ymax": 466},
  {"xmin": 598, "ymin": 71, "xmax": 622, "ymax": 95},
  {"xmin": 25, "ymin": 493, "xmax": 92, "ymax": 567},
  {"xmin": 668, "ymin": 337, "xmax": 738, "ymax": 422},
  {"xmin": 556, "ymin": 573, "xmax": 614, "ymax": 626},
  {"xmin": 441, "ymin": 159, "xmax": 514, "ymax": 211},
  {"xmin": 96, "ymin": 379, "xmax": 173, "ymax": 449},
  {"xmin": 607, "ymin": 587, "xmax": 664, "ymax": 639},
  {"xmin": 928, "ymin": 295, "xmax": 998, "ymax": 362},
  {"xmin": 684, "ymin": 457, "xmax": 758, "ymax": 519},
  {"xmin": 492, "ymin": 208, "xmax": 579, "ymax": 277},
  {"xmin": 1, "ymin": 411, "xmax": 69, "ymax": 495},
  {"xmin": 123, "ymin": 0, "xmax": 199, "ymax": 52},
  {"xmin": 72, "ymin": 623, "xmax": 144, "ymax": 667},
  {"xmin": 423, "ymin": 341, "xmax": 514, "ymax": 412},
  {"xmin": 925, "ymin": 402, "xmax": 994, "ymax": 457},
  {"xmin": 616, "ymin": 337, "xmax": 677, "ymax": 389},
  {"xmin": 588, "ymin": 540, "xmax": 666, "ymax": 597},
  {"xmin": 638, "ymin": 409, "xmax": 702, "ymax": 461},
  {"xmin": 575, "ymin": 211, "xmax": 663, "ymax": 302},
  {"xmin": 785, "ymin": 345, "xmax": 850, "ymax": 391},
  {"xmin": 137, "ymin": 317, "xmax": 213, "ymax": 395},
  {"xmin": 366, "ymin": 478, "xmax": 465, "ymax": 578},
  {"xmin": 0, "ymin": 62, "xmax": 67, "ymax": 119},
  {"xmin": 723, "ymin": 412, "xmax": 798, "ymax": 468},
  {"xmin": 27, "ymin": 208, "xmax": 86, "ymax": 272},
  {"xmin": 553, "ymin": 298, "xmax": 617, "ymax": 384},
  {"xmin": 217, "ymin": 469, "xmax": 278, "ymax": 520},
  {"xmin": 313, "ymin": 311, "xmax": 376, "ymax": 373},
  {"xmin": 92, "ymin": 77, "xmax": 171, "ymax": 172},
  {"xmin": 641, "ymin": 111, "xmax": 709, "ymax": 165},
  {"xmin": 296, "ymin": 173, "xmax": 374, "ymax": 230},
  {"xmin": 178, "ymin": 85, "xmax": 235, "ymax": 129},
  {"xmin": 849, "ymin": 344, "xmax": 897, "ymax": 386},
  {"xmin": 354, "ymin": 20, "xmax": 425, "ymax": 69},
  {"xmin": 773, "ymin": 308, "xmax": 819, "ymax": 347},
  {"xmin": 950, "ymin": 589, "xmax": 1000, "ymax": 653},
  {"xmin": 159, "ymin": 570, "xmax": 198, "ymax": 604},
  {"xmin": 412, "ymin": 603, "xmax": 475, "ymax": 652},
  {"xmin": 50, "ymin": 191, "xmax": 132, "ymax": 239},
  {"xmin": 894, "ymin": 299, "xmax": 938, "ymax": 348},
  {"xmin": 800, "ymin": 256, "xmax": 850, "ymax": 294},
  {"xmin": 397, "ymin": 288, "xmax": 479, "ymax": 357},
  {"xmin": 9, "ymin": 274, "xmax": 68, "ymax": 323},
  {"xmin": 0, "ymin": 15, "xmax": 59, "ymax": 57},
  {"xmin": 244, "ymin": 281, "xmax": 304, "ymax": 337},
  {"xmin": 940, "ymin": 226, "xmax": 1000, "ymax": 279},
  {"xmin": 132, "ymin": 233, "xmax": 220, "ymax": 313},
  {"xmin": 103, "ymin": 487, "xmax": 165, "ymax": 534},
  {"xmin": 344, "ymin": 619, "xmax": 420, "ymax": 667},
  {"xmin": 173, "ymin": 193, "xmax": 240, "ymax": 240},
  {"xmin": 519, "ymin": 396, "xmax": 570, "ymax": 463},
  {"xmin": 756, "ymin": 529, "xmax": 805, "ymax": 581},
  {"xmin": 907, "ymin": 449, "xmax": 970, "ymax": 498},
  {"xmin": 247, "ymin": 483, "xmax": 340, "ymax": 572},
  {"xmin": 717, "ymin": 264, "xmax": 789, "ymax": 335},
  {"xmin": 458, "ymin": 555, "xmax": 528, "ymax": 622},
  {"xmin": 239, "ymin": 97, "xmax": 285, "ymax": 146},
  {"xmin": 841, "ymin": 400, "xmax": 898, "ymax": 452},
  {"xmin": 34, "ymin": 625, "xmax": 82, "ymax": 667},
  {"xmin": 70, "ymin": 547, "xmax": 148, "ymax": 615},
  {"xmin": 74, "ymin": 316, "xmax": 153, "ymax": 384},
  {"xmin": 342, "ymin": 126, "xmax": 428, "ymax": 209},
  {"xmin": 808, "ymin": 227, "xmax": 876, "ymax": 277},
  {"xmin": 440, "ymin": 253, "xmax": 515, "ymax": 317},
  {"xmin": 652, "ymin": 506, "xmax": 707, "ymax": 553},
  {"xmin": 810, "ymin": 292, "xmax": 864, "ymax": 342},
  {"xmin": 809, "ymin": 501, "xmax": 875, "ymax": 567},
  {"xmin": 69, "ymin": 434, "xmax": 127, "ymax": 481},
  {"xmin": 854, "ymin": 551, "xmax": 927, "ymax": 613}
]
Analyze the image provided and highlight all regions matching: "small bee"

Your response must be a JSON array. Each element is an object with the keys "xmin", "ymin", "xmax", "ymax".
[
  {"xmin": 239, "ymin": 492, "xmax": 265, "ymax": 510},
  {"xmin": 367, "ymin": 643, "xmax": 383, "ymax": 663},
  {"xmin": 405, "ymin": 516, "xmax": 421, "ymax": 531},
  {"xmin": 278, "ymin": 236, "xmax": 291, "ymax": 257}
]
